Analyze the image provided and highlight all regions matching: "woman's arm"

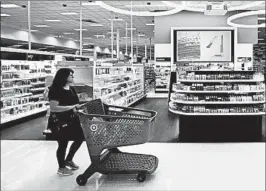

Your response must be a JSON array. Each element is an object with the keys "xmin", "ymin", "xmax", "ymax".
[{"xmin": 50, "ymin": 100, "xmax": 77, "ymax": 112}]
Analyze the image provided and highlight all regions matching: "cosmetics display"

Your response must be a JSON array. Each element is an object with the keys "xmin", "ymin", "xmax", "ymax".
[
  {"xmin": 1, "ymin": 60, "xmax": 49, "ymax": 124},
  {"xmin": 93, "ymin": 61, "xmax": 146, "ymax": 107},
  {"xmin": 169, "ymin": 62, "xmax": 266, "ymax": 116},
  {"xmin": 171, "ymin": 93, "xmax": 265, "ymax": 102},
  {"xmin": 169, "ymin": 102, "xmax": 265, "ymax": 114},
  {"xmin": 173, "ymin": 83, "xmax": 265, "ymax": 92}
]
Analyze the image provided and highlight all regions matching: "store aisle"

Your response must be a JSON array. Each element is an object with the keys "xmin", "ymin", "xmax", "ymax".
[{"xmin": 0, "ymin": 98, "xmax": 179, "ymax": 142}]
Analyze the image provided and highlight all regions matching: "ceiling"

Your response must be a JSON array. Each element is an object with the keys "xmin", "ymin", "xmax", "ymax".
[{"xmin": 1, "ymin": 1, "xmax": 265, "ymax": 58}]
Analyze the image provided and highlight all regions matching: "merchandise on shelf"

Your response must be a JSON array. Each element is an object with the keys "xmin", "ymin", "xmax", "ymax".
[
  {"xmin": 169, "ymin": 62, "xmax": 266, "ymax": 115},
  {"xmin": 1, "ymin": 60, "xmax": 49, "ymax": 124},
  {"xmin": 155, "ymin": 64, "xmax": 171, "ymax": 90},
  {"xmin": 93, "ymin": 61, "xmax": 146, "ymax": 107}
]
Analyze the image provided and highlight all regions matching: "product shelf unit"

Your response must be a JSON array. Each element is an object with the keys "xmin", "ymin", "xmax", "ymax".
[
  {"xmin": 169, "ymin": 62, "xmax": 266, "ymax": 116},
  {"xmin": 1, "ymin": 60, "xmax": 49, "ymax": 124},
  {"xmin": 93, "ymin": 60, "xmax": 146, "ymax": 107}
]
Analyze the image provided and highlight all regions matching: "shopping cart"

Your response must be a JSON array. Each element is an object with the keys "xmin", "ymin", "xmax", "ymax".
[{"xmin": 76, "ymin": 99, "xmax": 158, "ymax": 186}]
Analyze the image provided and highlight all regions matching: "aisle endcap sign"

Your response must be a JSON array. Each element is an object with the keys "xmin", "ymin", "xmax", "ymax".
[{"xmin": 156, "ymin": 57, "xmax": 171, "ymax": 62}]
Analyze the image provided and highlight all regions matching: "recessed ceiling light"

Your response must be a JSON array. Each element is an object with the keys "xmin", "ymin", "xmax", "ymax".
[
  {"xmin": 64, "ymin": 32, "xmax": 75, "ymax": 35},
  {"xmin": 107, "ymin": 31, "xmax": 117, "ymax": 34},
  {"xmin": 11, "ymin": 45, "xmax": 23, "ymax": 47},
  {"xmin": 108, "ymin": 18, "xmax": 123, "ymax": 21},
  {"xmin": 90, "ymin": 24, "xmax": 104, "ymax": 27},
  {"xmin": 121, "ymin": 37, "xmax": 130, "ymax": 39},
  {"xmin": 1, "ymin": 4, "xmax": 20, "ymax": 8},
  {"xmin": 60, "ymin": 12, "xmax": 77, "ymax": 15},
  {"xmin": 83, "ymin": 37, "xmax": 92, "ymax": 39},
  {"xmin": 45, "ymin": 20, "xmax": 61, "ymax": 22},
  {"xmin": 125, "ymin": 28, "xmax": 136, "ymax": 30},
  {"xmin": 94, "ymin": 34, "xmax": 105, "ymax": 38},
  {"xmin": 138, "ymin": 34, "xmax": 145, "ymax": 37},
  {"xmin": 30, "ymin": 30, "xmax": 38, "ymax": 32},
  {"xmin": 1, "ymin": 14, "xmax": 11, "ymax": 17},
  {"xmin": 82, "ymin": 2, "xmax": 99, "ymax": 6},
  {"xmin": 74, "ymin": 29, "xmax": 87, "ymax": 31},
  {"xmin": 146, "ymin": 23, "xmax": 154, "ymax": 26},
  {"xmin": 34, "ymin": 25, "xmax": 50, "ymax": 28}
]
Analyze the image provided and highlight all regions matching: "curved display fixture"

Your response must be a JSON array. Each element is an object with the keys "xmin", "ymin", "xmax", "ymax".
[
  {"xmin": 227, "ymin": 10, "xmax": 266, "ymax": 28},
  {"xmin": 97, "ymin": 1, "xmax": 184, "ymax": 16},
  {"xmin": 162, "ymin": 1, "xmax": 264, "ymax": 13}
]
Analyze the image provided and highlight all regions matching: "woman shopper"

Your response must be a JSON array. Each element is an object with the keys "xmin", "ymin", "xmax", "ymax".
[{"xmin": 48, "ymin": 68, "xmax": 84, "ymax": 176}]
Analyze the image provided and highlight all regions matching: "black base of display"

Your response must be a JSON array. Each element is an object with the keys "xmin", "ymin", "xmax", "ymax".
[
  {"xmin": 178, "ymin": 115, "xmax": 264, "ymax": 142},
  {"xmin": 0, "ymin": 111, "xmax": 47, "ymax": 130},
  {"xmin": 155, "ymin": 91, "xmax": 168, "ymax": 93}
]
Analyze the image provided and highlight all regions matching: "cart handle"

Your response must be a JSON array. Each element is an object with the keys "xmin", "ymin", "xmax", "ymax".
[
  {"xmin": 77, "ymin": 110, "xmax": 155, "ymax": 122},
  {"xmin": 106, "ymin": 104, "xmax": 157, "ymax": 118}
]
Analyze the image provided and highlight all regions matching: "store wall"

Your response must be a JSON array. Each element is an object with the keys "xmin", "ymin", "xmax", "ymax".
[
  {"xmin": 154, "ymin": 11, "xmax": 258, "ymax": 44},
  {"xmin": 1, "ymin": 26, "xmax": 80, "ymax": 49}
]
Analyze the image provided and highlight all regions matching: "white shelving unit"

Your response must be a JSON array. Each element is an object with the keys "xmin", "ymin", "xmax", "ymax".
[
  {"xmin": 178, "ymin": 79, "xmax": 264, "ymax": 83},
  {"xmin": 170, "ymin": 99, "xmax": 265, "ymax": 105},
  {"xmin": 169, "ymin": 108, "xmax": 266, "ymax": 116},
  {"xmin": 93, "ymin": 60, "xmax": 146, "ymax": 107},
  {"xmin": 1, "ymin": 60, "xmax": 49, "ymax": 124},
  {"xmin": 172, "ymin": 89, "xmax": 265, "ymax": 94}
]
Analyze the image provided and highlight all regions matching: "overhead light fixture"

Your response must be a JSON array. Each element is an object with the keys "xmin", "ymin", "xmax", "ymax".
[
  {"xmin": 94, "ymin": 34, "xmax": 105, "ymax": 38},
  {"xmin": 11, "ymin": 45, "xmax": 23, "ymax": 47},
  {"xmin": 125, "ymin": 28, "xmax": 136, "ymax": 30},
  {"xmin": 138, "ymin": 34, "xmax": 145, "ymax": 37},
  {"xmin": 227, "ymin": 10, "xmax": 266, "ymax": 28},
  {"xmin": 90, "ymin": 24, "xmax": 104, "ymax": 27},
  {"xmin": 121, "ymin": 37, "xmax": 130, "ymax": 39},
  {"xmin": 124, "ymin": 4, "xmax": 166, "ymax": 8},
  {"xmin": 1, "ymin": 14, "xmax": 11, "ymax": 17},
  {"xmin": 34, "ymin": 25, "xmax": 50, "ymax": 28},
  {"xmin": 74, "ymin": 29, "xmax": 87, "ymax": 31},
  {"xmin": 45, "ymin": 20, "xmax": 61, "ymax": 22},
  {"xmin": 60, "ymin": 12, "xmax": 77, "ymax": 15},
  {"xmin": 146, "ymin": 23, "xmax": 154, "ymax": 26},
  {"xmin": 82, "ymin": 2, "xmax": 99, "ymax": 6},
  {"xmin": 30, "ymin": 30, "xmax": 38, "ymax": 32},
  {"xmin": 1, "ymin": 4, "xmax": 20, "ymax": 8},
  {"xmin": 64, "ymin": 32, "xmax": 75, "ymax": 35},
  {"xmin": 258, "ymin": 18, "xmax": 266, "ymax": 20},
  {"xmin": 108, "ymin": 18, "xmax": 123, "ymax": 21},
  {"xmin": 107, "ymin": 31, "xmax": 117, "ymax": 34},
  {"xmin": 83, "ymin": 37, "xmax": 92, "ymax": 39},
  {"xmin": 98, "ymin": 1, "xmax": 184, "ymax": 16}
]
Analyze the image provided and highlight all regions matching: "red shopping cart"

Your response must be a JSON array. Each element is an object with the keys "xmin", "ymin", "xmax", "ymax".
[{"xmin": 76, "ymin": 99, "xmax": 158, "ymax": 186}]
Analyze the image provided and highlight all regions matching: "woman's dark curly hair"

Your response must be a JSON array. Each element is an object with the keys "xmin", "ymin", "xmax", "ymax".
[{"xmin": 51, "ymin": 68, "xmax": 74, "ymax": 89}]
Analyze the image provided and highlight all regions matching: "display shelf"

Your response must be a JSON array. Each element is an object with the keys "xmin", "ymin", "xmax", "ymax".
[
  {"xmin": 2, "ymin": 76, "xmax": 47, "ymax": 82},
  {"xmin": 100, "ymin": 83, "xmax": 141, "ymax": 100},
  {"xmin": 172, "ymin": 89, "xmax": 265, "ymax": 94},
  {"xmin": 127, "ymin": 95, "xmax": 146, "ymax": 107},
  {"xmin": 31, "ymin": 82, "xmax": 46, "ymax": 85},
  {"xmin": 185, "ymin": 70, "xmax": 256, "ymax": 72},
  {"xmin": 95, "ymin": 73, "xmax": 128, "ymax": 78},
  {"xmin": 169, "ymin": 108, "xmax": 266, "ymax": 116},
  {"xmin": 1, "ymin": 85, "xmax": 33, "ymax": 91},
  {"xmin": 1, "ymin": 101, "xmax": 47, "ymax": 111},
  {"xmin": 30, "ymin": 87, "xmax": 46, "ymax": 91},
  {"xmin": 1, "ymin": 107, "xmax": 47, "ymax": 124},
  {"xmin": 1, "ymin": 93, "xmax": 33, "ymax": 101},
  {"xmin": 178, "ymin": 79, "xmax": 264, "ymax": 83},
  {"xmin": 170, "ymin": 99, "xmax": 265, "ymax": 105},
  {"xmin": 95, "ymin": 79, "xmax": 137, "ymax": 90}
]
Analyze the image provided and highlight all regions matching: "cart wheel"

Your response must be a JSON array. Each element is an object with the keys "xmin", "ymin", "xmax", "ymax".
[
  {"xmin": 137, "ymin": 173, "xmax": 146, "ymax": 182},
  {"xmin": 76, "ymin": 174, "xmax": 87, "ymax": 186}
]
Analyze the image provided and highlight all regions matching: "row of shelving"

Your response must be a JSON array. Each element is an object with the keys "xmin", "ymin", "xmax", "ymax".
[
  {"xmin": 1, "ymin": 60, "xmax": 53, "ymax": 124},
  {"xmin": 169, "ymin": 62, "xmax": 266, "ymax": 116}
]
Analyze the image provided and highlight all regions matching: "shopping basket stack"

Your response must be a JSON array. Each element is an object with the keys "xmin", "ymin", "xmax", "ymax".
[{"xmin": 76, "ymin": 99, "xmax": 158, "ymax": 186}]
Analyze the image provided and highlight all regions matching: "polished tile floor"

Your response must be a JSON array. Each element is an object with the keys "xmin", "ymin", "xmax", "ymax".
[{"xmin": 1, "ymin": 140, "xmax": 265, "ymax": 191}]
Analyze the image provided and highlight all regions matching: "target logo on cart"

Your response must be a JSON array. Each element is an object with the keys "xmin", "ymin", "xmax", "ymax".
[{"xmin": 90, "ymin": 124, "xmax": 98, "ymax": 132}]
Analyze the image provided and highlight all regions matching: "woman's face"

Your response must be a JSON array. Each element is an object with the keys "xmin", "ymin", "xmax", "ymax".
[{"xmin": 67, "ymin": 72, "xmax": 74, "ymax": 84}]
